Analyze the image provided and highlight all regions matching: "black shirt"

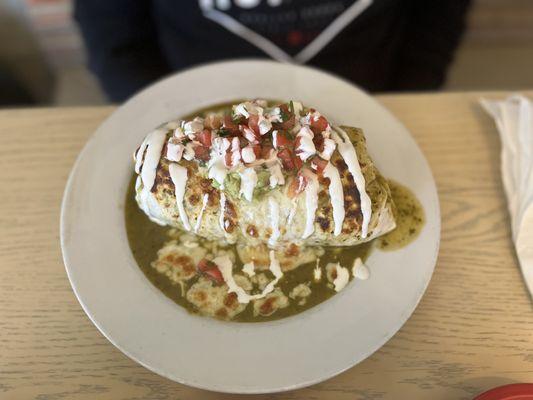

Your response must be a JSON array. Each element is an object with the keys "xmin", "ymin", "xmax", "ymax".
[{"xmin": 74, "ymin": 0, "xmax": 471, "ymax": 102}]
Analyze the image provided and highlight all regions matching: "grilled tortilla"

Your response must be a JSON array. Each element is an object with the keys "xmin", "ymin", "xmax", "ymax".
[{"xmin": 135, "ymin": 122, "xmax": 395, "ymax": 248}]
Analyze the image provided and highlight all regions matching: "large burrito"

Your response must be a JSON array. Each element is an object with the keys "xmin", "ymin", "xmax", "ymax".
[{"xmin": 133, "ymin": 100, "xmax": 396, "ymax": 249}]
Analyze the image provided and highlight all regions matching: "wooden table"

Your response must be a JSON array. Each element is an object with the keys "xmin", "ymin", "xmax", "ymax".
[{"xmin": 1, "ymin": 92, "xmax": 532, "ymax": 400}]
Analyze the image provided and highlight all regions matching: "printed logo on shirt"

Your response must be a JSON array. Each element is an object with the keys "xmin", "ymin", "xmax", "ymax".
[{"xmin": 199, "ymin": 0, "xmax": 372, "ymax": 63}]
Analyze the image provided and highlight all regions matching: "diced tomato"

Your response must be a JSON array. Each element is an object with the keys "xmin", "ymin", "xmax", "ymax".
[
  {"xmin": 261, "ymin": 144, "xmax": 273, "ymax": 160},
  {"xmin": 275, "ymin": 132, "xmax": 292, "ymax": 148},
  {"xmin": 292, "ymin": 137, "xmax": 306, "ymax": 168},
  {"xmin": 288, "ymin": 173, "xmax": 308, "ymax": 198},
  {"xmin": 252, "ymin": 144, "xmax": 262, "ymax": 158},
  {"xmin": 294, "ymin": 135, "xmax": 301, "ymax": 150},
  {"xmin": 310, "ymin": 115, "xmax": 329, "ymax": 135},
  {"xmin": 241, "ymin": 125, "xmax": 261, "ymax": 143},
  {"xmin": 197, "ymin": 258, "xmax": 214, "ymax": 272},
  {"xmin": 313, "ymin": 133, "xmax": 325, "ymax": 152},
  {"xmin": 248, "ymin": 114, "xmax": 260, "ymax": 136},
  {"xmin": 204, "ymin": 268, "xmax": 224, "ymax": 285},
  {"xmin": 225, "ymin": 152, "xmax": 233, "ymax": 167},
  {"xmin": 278, "ymin": 148, "xmax": 296, "ymax": 170},
  {"xmin": 193, "ymin": 145, "xmax": 210, "ymax": 162},
  {"xmin": 197, "ymin": 258, "xmax": 224, "ymax": 285},
  {"xmin": 278, "ymin": 106, "xmax": 296, "ymax": 130},
  {"xmin": 223, "ymin": 116, "xmax": 241, "ymax": 135},
  {"xmin": 293, "ymin": 155, "xmax": 303, "ymax": 169},
  {"xmin": 196, "ymin": 129, "xmax": 212, "ymax": 148},
  {"xmin": 310, "ymin": 156, "xmax": 328, "ymax": 174}
]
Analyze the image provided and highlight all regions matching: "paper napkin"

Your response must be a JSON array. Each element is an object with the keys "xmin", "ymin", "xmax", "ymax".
[{"xmin": 481, "ymin": 95, "xmax": 533, "ymax": 298}]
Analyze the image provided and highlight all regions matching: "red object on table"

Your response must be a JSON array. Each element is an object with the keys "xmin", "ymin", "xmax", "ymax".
[{"xmin": 475, "ymin": 384, "xmax": 533, "ymax": 400}]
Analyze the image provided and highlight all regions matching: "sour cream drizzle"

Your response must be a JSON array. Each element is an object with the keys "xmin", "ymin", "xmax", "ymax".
[
  {"xmin": 323, "ymin": 162, "xmax": 345, "ymax": 236},
  {"xmin": 239, "ymin": 167, "xmax": 257, "ymax": 202},
  {"xmin": 268, "ymin": 197, "xmax": 280, "ymax": 247},
  {"xmin": 134, "ymin": 129, "xmax": 167, "ymax": 226},
  {"xmin": 139, "ymin": 129, "xmax": 166, "ymax": 193},
  {"xmin": 331, "ymin": 126, "xmax": 372, "ymax": 238},
  {"xmin": 134, "ymin": 137, "xmax": 148, "ymax": 174},
  {"xmin": 302, "ymin": 169, "xmax": 319, "ymax": 239},
  {"xmin": 215, "ymin": 251, "xmax": 283, "ymax": 304},
  {"xmin": 286, "ymin": 198, "xmax": 298, "ymax": 227},
  {"xmin": 194, "ymin": 193, "xmax": 209, "ymax": 233},
  {"xmin": 168, "ymin": 163, "xmax": 191, "ymax": 231},
  {"xmin": 219, "ymin": 192, "xmax": 227, "ymax": 233}
]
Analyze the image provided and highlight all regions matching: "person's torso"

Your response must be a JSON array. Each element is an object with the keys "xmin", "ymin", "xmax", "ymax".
[{"xmin": 153, "ymin": 0, "xmax": 408, "ymax": 91}]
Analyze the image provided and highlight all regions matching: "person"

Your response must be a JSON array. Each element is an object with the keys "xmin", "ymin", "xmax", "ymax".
[{"xmin": 74, "ymin": 0, "xmax": 471, "ymax": 102}]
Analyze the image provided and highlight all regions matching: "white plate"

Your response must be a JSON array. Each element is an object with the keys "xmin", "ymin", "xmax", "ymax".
[{"xmin": 61, "ymin": 60, "xmax": 440, "ymax": 394}]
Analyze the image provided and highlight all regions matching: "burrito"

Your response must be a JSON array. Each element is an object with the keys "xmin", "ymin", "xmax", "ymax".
[{"xmin": 133, "ymin": 100, "xmax": 396, "ymax": 249}]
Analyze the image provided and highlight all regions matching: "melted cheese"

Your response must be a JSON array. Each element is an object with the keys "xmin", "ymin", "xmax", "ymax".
[
  {"xmin": 332, "ymin": 126, "xmax": 372, "ymax": 238},
  {"xmin": 168, "ymin": 163, "xmax": 191, "ymax": 231},
  {"xmin": 242, "ymin": 261, "xmax": 255, "ymax": 277},
  {"xmin": 323, "ymin": 162, "xmax": 345, "ymax": 236},
  {"xmin": 352, "ymin": 258, "xmax": 370, "ymax": 280},
  {"xmin": 329, "ymin": 262, "xmax": 350, "ymax": 292}
]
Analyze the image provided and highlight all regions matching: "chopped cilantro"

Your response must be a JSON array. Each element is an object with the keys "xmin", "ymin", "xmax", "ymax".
[
  {"xmin": 280, "ymin": 109, "xmax": 290, "ymax": 122},
  {"xmin": 218, "ymin": 128, "xmax": 232, "ymax": 137},
  {"xmin": 232, "ymin": 114, "xmax": 244, "ymax": 124},
  {"xmin": 289, "ymin": 101, "xmax": 294, "ymax": 114}
]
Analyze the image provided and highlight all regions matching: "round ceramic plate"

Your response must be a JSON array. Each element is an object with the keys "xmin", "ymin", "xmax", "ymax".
[{"xmin": 61, "ymin": 60, "xmax": 440, "ymax": 394}]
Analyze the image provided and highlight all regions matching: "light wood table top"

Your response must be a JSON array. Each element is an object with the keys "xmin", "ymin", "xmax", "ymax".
[{"xmin": 1, "ymin": 92, "xmax": 532, "ymax": 400}]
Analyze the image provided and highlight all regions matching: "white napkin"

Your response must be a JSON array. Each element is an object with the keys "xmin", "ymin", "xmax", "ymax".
[{"xmin": 481, "ymin": 95, "xmax": 533, "ymax": 298}]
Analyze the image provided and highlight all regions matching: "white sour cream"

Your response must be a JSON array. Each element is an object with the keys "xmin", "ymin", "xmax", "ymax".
[
  {"xmin": 301, "ymin": 169, "xmax": 319, "ymax": 239},
  {"xmin": 241, "ymin": 146, "xmax": 256, "ymax": 163},
  {"xmin": 268, "ymin": 162, "xmax": 285, "ymax": 188},
  {"xmin": 331, "ymin": 126, "xmax": 372, "ymax": 238},
  {"xmin": 139, "ymin": 129, "xmax": 166, "ymax": 191},
  {"xmin": 219, "ymin": 192, "xmax": 227, "ymax": 233},
  {"xmin": 194, "ymin": 193, "xmax": 209, "ymax": 233},
  {"xmin": 239, "ymin": 168, "xmax": 257, "ymax": 202},
  {"xmin": 168, "ymin": 163, "xmax": 191, "ymax": 231},
  {"xmin": 134, "ymin": 136, "xmax": 148, "ymax": 174},
  {"xmin": 208, "ymin": 160, "xmax": 227, "ymax": 188},
  {"xmin": 323, "ymin": 162, "xmax": 345, "ymax": 236},
  {"xmin": 166, "ymin": 141, "xmax": 184, "ymax": 162},
  {"xmin": 135, "ymin": 129, "xmax": 167, "ymax": 225},
  {"xmin": 320, "ymin": 138, "xmax": 336, "ymax": 160},
  {"xmin": 268, "ymin": 197, "xmax": 280, "ymax": 247}
]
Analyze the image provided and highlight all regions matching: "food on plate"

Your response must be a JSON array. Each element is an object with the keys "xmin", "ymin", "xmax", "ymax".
[
  {"xmin": 126, "ymin": 99, "xmax": 424, "ymax": 322},
  {"xmin": 133, "ymin": 101, "xmax": 395, "ymax": 247}
]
